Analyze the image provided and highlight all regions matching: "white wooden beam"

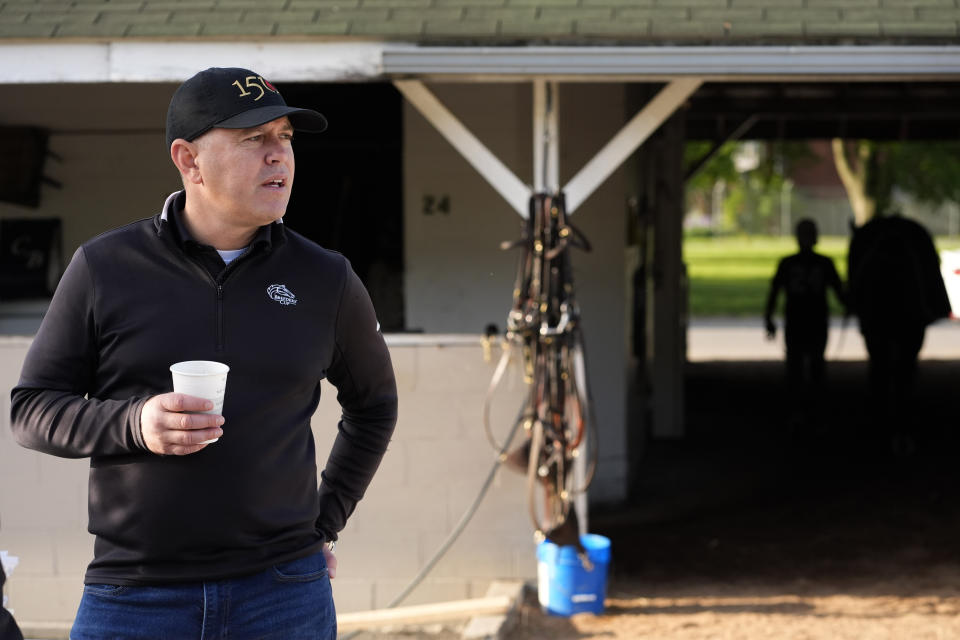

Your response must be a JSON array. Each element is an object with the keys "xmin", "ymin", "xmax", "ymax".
[
  {"xmin": 563, "ymin": 78, "xmax": 703, "ymax": 214},
  {"xmin": 533, "ymin": 79, "xmax": 560, "ymax": 193},
  {"xmin": 0, "ymin": 42, "xmax": 385, "ymax": 83},
  {"xmin": 533, "ymin": 80, "xmax": 545, "ymax": 192},
  {"xmin": 394, "ymin": 79, "xmax": 531, "ymax": 218},
  {"xmin": 337, "ymin": 595, "xmax": 514, "ymax": 631}
]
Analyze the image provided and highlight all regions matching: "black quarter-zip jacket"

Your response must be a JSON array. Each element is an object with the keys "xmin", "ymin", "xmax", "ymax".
[{"xmin": 10, "ymin": 191, "xmax": 398, "ymax": 585}]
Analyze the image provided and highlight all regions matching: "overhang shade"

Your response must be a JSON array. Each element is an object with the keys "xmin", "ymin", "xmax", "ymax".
[
  {"xmin": 3, "ymin": 44, "xmax": 960, "ymax": 84},
  {"xmin": 383, "ymin": 46, "xmax": 960, "ymax": 81}
]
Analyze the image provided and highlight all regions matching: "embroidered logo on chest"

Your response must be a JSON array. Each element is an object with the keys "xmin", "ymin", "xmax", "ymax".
[{"xmin": 267, "ymin": 284, "xmax": 298, "ymax": 306}]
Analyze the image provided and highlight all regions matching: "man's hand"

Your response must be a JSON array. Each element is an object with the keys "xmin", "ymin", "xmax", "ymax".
[
  {"xmin": 141, "ymin": 393, "xmax": 224, "ymax": 456},
  {"xmin": 323, "ymin": 544, "xmax": 337, "ymax": 579},
  {"xmin": 765, "ymin": 316, "xmax": 777, "ymax": 340}
]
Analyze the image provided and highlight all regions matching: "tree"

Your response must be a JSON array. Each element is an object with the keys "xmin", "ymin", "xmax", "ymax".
[
  {"xmin": 832, "ymin": 140, "xmax": 960, "ymax": 226},
  {"xmin": 685, "ymin": 141, "xmax": 813, "ymax": 234},
  {"xmin": 684, "ymin": 140, "xmax": 739, "ymax": 224}
]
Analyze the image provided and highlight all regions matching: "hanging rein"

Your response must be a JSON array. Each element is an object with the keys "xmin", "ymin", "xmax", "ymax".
[{"xmin": 483, "ymin": 192, "xmax": 598, "ymax": 558}]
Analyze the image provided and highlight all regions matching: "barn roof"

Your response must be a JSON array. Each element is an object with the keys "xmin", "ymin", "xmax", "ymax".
[{"xmin": 0, "ymin": 0, "xmax": 957, "ymax": 43}]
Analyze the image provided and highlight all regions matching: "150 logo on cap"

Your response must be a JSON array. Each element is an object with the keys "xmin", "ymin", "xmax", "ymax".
[{"xmin": 232, "ymin": 75, "xmax": 279, "ymax": 102}]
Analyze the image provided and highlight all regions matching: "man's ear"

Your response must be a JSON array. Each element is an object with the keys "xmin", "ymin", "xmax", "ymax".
[{"xmin": 170, "ymin": 139, "xmax": 203, "ymax": 185}]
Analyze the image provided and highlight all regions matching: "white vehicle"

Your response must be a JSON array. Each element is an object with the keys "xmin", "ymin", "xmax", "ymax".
[{"xmin": 940, "ymin": 249, "xmax": 960, "ymax": 320}]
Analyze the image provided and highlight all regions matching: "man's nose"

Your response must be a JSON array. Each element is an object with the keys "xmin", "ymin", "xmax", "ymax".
[{"xmin": 265, "ymin": 139, "xmax": 291, "ymax": 163}]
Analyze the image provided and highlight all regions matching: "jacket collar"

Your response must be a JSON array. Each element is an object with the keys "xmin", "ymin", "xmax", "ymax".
[{"xmin": 155, "ymin": 190, "xmax": 286, "ymax": 251}]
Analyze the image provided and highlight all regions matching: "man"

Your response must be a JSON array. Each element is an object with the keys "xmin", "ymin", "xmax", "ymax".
[
  {"xmin": 10, "ymin": 67, "xmax": 398, "ymax": 639},
  {"xmin": 764, "ymin": 218, "xmax": 845, "ymax": 423}
]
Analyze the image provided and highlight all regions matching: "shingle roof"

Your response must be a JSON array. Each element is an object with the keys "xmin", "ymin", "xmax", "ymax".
[{"xmin": 0, "ymin": 0, "xmax": 957, "ymax": 42}]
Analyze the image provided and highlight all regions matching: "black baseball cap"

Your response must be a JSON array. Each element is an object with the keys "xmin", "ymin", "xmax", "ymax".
[{"xmin": 165, "ymin": 67, "xmax": 328, "ymax": 148}]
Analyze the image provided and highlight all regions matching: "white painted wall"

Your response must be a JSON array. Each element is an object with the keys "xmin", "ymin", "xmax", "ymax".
[
  {"xmin": 403, "ymin": 83, "xmax": 532, "ymax": 335},
  {"xmin": 403, "ymin": 83, "xmax": 630, "ymax": 503}
]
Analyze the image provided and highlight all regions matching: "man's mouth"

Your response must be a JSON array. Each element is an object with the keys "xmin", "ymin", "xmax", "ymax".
[{"xmin": 263, "ymin": 178, "xmax": 287, "ymax": 189}]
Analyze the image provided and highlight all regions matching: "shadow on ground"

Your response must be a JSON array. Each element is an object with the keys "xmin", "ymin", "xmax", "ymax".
[{"xmin": 592, "ymin": 358, "xmax": 960, "ymax": 595}]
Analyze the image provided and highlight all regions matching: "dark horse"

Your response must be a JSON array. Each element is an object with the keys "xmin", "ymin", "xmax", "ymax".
[{"xmin": 847, "ymin": 216, "xmax": 951, "ymax": 451}]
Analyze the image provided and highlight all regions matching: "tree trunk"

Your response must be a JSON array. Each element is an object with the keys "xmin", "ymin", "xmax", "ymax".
[{"xmin": 831, "ymin": 138, "xmax": 876, "ymax": 226}]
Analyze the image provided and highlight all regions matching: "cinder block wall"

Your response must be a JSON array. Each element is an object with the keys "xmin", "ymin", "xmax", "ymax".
[{"xmin": 0, "ymin": 335, "xmax": 536, "ymax": 623}]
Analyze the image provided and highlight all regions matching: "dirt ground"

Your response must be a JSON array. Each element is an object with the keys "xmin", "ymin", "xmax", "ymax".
[
  {"xmin": 503, "ymin": 359, "xmax": 960, "ymax": 639},
  {"xmin": 508, "ymin": 583, "xmax": 960, "ymax": 639}
]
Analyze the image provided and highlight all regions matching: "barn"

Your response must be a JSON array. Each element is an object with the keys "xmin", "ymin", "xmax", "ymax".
[{"xmin": 0, "ymin": 0, "xmax": 959, "ymax": 629}]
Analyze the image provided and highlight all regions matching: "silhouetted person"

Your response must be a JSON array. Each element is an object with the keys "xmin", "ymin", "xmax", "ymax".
[
  {"xmin": 765, "ymin": 219, "xmax": 845, "ymax": 424},
  {"xmin": 848, "ymin": 215, "xmax": 951, "ymax": 453}
]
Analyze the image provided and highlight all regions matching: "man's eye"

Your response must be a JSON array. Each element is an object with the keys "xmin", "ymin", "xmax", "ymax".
[{"xmin": 246, "ymin": 135, "xmax": 262, "ymax": 142}]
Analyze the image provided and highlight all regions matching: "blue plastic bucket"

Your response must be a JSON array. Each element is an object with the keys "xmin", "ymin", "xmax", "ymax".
[{"xmin": 536, "ymin": 533, "xmax": 611, "ymax": 616}]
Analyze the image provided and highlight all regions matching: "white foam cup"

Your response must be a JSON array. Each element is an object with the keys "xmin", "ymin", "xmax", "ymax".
[{"xmin": 169, "ymin": 360, "xmax": 229, "ymax": 444}]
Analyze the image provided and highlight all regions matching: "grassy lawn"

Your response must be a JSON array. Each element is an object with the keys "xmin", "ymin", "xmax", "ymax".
[{"xmin": 684, "ymin": 235, "xmax": 960, "ymax": 317}]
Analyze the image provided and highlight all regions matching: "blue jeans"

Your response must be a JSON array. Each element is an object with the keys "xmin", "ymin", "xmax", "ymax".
[{"xmin": 71, "ymin": 551, "xmax": 335, "ymax": 640}]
